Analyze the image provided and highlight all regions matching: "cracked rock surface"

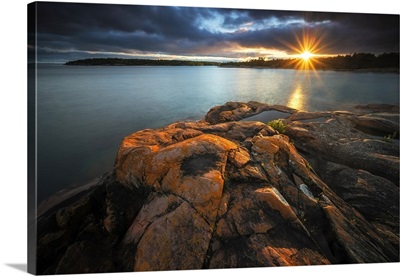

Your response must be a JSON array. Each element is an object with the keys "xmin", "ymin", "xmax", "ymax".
[{"xmin": 36, "ymin": 102, "xmax": 399, "ymax": 274}]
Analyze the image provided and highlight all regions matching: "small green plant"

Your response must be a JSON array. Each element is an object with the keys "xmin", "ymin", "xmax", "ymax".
[
  {"xmin": 383, "ymin": 131, "xmax": 397, "ymax": 142},
  {"xmin": 267, "ymin": 119, "xmax": 286, "ymax": 134}
]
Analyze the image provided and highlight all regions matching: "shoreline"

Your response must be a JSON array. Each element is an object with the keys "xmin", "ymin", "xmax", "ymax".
[
  {"xmin": 37, "ymin": 101, "xmax": 400, "ymax": 213},
  {"xmin": 37, "ymin": 102, "xmax": 400, "ymax": 209},
  {"xmin": 62, "ymin": 63, "xmax": 400, "ymax": 74},
  {"xmin": 62, "ymin": 55, "xmax": 400, "ymax": 74}
]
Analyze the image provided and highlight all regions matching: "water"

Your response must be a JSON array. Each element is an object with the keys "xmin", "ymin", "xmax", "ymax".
[
  {"xmin": 33, "ymin": 64, "xmax": 399, "ymax": 202},
  {"xmin": 241, "ymin": 110, "xmax": 291, "ymax": 123}
]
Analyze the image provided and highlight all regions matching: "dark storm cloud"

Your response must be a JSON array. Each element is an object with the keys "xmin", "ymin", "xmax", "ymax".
[
  {"xmin": 34, "ymin": 2, "xmax": 221, "ymax": 59},
  {"xmin": 36, "ymin": 3, "xmax": 214, "ymax": 39},
  {"xmin": 305, "ymin": 12, "xmax": 399, "ymax": 53},
  {"xmin": 218, "ymin": 9, "xmax": 399, "ymax": 54},
  {"xmin": 32, "ymin": 2, "xmax": 399, "ymax": 61}
]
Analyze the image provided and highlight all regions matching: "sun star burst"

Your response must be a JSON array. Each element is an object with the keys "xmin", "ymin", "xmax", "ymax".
[{"xmin": 281, "ymin": 29, "xmax": 327, "ymax": 71}]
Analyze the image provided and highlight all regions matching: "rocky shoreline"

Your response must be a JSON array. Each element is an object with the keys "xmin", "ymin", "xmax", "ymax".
[{"xmin": 36, "ymin": 102, "xmax": 399, "ymax": 274}]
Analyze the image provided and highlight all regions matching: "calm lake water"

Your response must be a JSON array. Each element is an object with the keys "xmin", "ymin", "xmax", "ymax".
[{"xmin": 34, "ymin": 64, "xmax": 399, "ymax": 202}]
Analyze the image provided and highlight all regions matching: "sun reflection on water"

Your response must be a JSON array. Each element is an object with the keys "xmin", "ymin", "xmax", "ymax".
[{"xmin": 287, "ymin": 85, "xmax": 305, "ymax": 110}]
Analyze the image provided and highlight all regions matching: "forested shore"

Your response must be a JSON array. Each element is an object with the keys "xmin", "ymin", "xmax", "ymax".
[{"xmin": 65, "ymin": 53, "xmax": 399, "ymax": 72}]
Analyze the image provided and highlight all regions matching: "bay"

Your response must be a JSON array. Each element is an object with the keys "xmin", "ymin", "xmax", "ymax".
[{"xmin": 34, "ymin": 64, "xmax": 399, "ymax": 202}]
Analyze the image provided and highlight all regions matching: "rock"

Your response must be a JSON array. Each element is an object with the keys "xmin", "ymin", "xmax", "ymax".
[
  {"xmin": 35, "ymin": 101, "xmax": 399, "ymax": 274},
  {"xmin": 55, "ymin": 240, "xmax": 116, "ymax": 274},
  {"xmin": 284, "ymin": 112, "xmax": 399, "ymax": 184},
  {"xmin": 355, "ymin": 103, "xmax": 400, "ymax": 113},
  {"xmin": 351, "ymin": 115, "xmax": 399, "ymax": 137},
  {"xmin": 133, "ymin": 200, "xmax": 211, "ymax": 271},
  {"xmin": 289, "ymin": 111, "xmax": 332, "ymax": 121},
  {"xmin": 116, "ymin": 133, "xmax": 238, "ymax": 225},
  {"xmin": 205, "ymin": 101, "xmax": 295, "ymax": 124},
  {"xmin": 103, "ymin": 178, "xmax": 148, "ymax": 238},
  {"xmin": 317, "ymin": 161, "xmax": 399, "ymax": 249},
  {"xmin": 55, "ymin": 197, "xmax": 92, "ymax": 230},
  {"xmin": 37, "ymin": 230, "xmax": 70, "ymax": 273},
  {"xmin": 36, "ymin": 173, "xmax": 149, "ymax": 274}
]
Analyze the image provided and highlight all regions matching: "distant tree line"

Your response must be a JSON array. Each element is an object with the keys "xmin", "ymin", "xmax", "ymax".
[
  {"xmin": 65, "ymin": 58, "xmax": 220, "ymax": 66},
  {"xmin": 221, "ymin": 53, "xmax": 399, "ymax": 71},
  {"xmin": 65, "ymin": 53, "xmax": 399, "ymax": 71}
]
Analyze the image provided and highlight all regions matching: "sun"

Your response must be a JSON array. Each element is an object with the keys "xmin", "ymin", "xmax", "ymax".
[
  {"xmin": 300, "ymin": 50, "xmax": 313, "ymax": 61},
  {"xmin": 280, "ymin": 29, "xmax": 326, "ymax": 71}
]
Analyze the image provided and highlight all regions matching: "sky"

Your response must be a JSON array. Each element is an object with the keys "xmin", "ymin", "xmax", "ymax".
[{"xmin": 29, "ymin": 2, "xmax": 399, "ymax": 63}]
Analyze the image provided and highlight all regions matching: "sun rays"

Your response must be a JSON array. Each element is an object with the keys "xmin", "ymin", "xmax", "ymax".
[{"xmin": 281, "ymin": 29, "xmax": 327, "ymax": 71}]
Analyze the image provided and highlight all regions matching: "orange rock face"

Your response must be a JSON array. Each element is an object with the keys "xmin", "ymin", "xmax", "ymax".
[
  {"xmin": 117, "ymin": 133, "xmax": 238, "ymax": 223},
  {"xmin": 114, "ymin": 111, "xmax": 397, "ymax": 270}
]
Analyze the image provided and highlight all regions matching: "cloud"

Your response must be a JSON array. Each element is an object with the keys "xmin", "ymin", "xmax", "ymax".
[{"xmin": 31, "ymin": 2, "xmax": 399, "ymax": 62}]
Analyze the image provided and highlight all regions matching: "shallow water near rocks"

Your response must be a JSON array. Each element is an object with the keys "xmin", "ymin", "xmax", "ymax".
[{"xmin": 241, "ymin": 110, "xmax": 290, "ymax": 123}]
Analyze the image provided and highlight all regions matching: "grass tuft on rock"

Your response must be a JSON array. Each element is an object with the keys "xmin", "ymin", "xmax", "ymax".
[{"xmin": 267, "ymin": 119, "xmax": 287, "ymax": 134}]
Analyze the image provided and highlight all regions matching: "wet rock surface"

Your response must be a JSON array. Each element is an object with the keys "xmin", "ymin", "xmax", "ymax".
[{"xmin": 36, "ymin": 101, "xmax": 399, "ymax": 274}]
